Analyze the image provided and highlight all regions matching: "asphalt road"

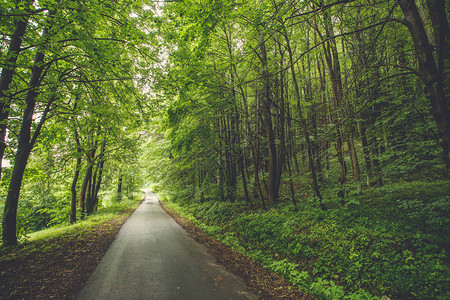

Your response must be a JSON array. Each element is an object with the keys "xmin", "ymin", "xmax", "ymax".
[{"xmin": 76, "ymin": 191, "xmax": 256, "ymax": 300}]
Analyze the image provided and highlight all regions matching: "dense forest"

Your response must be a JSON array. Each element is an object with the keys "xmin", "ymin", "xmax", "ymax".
[{"xmin": 1, "ymin": 0, "xmax": 449, "ymax": 299}]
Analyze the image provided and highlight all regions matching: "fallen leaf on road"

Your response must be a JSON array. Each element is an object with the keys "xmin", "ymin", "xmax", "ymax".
[{"xmin": 215, "ymin": 275, "xmax": 222, "ymax": 286}]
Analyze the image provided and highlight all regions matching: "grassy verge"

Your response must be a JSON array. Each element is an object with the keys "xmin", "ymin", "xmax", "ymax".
[
  {"xmin": 158, "ymin": 181, "xmax": 450, "ymax": 299},
  {"xmin": 0, "ymin": 191, "xmax": 144, "ymax": 259},
  {"xmin": 0, "ymin": 192, "xmax": 144, "ymax": 299}
]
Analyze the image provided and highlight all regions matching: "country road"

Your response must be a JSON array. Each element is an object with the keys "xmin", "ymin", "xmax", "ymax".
[{"xmin": 76, "ymin": 191, "xmax": 256, "ymax": 300}]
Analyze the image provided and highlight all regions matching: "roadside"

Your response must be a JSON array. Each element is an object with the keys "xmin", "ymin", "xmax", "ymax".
[
  {"xmin": 0, "ymin": 192, "xmax": 312, "ymax": 300},
  {"xmin": 0, "ymin": 205, "xmax": 140, "ymax": 299},
  {"xmin": 161, "ymin": 200, "xmax": 314, "ymax": 300}
]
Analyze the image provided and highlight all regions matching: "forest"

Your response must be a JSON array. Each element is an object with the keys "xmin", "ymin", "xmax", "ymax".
[{"xmin": 1, "ymin": 0, "xmax": 449, "ymax": 299}]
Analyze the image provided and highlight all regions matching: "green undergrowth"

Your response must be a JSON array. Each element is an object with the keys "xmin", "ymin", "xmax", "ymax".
[
  {"xmin": 0, "ymin": 192, "xmax": 144, "ymax": 257},
  {"xmin": 158, "ymin": 181, "xmax": 450, "ymax": 299}
]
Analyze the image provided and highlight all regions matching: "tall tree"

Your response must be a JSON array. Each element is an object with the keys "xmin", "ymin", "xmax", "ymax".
[{"xmin": 396, "ymin": 0, "xmax": 450, "ymax": 175}]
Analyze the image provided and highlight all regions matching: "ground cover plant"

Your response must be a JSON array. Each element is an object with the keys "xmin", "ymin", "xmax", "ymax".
[{"xmin": 157, "ymin": 180, "xmax": 450, "ymax": 299}]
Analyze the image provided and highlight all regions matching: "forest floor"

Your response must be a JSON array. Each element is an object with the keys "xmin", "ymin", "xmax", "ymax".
[{"xmin": 0, "ymin": 200, "xmax": 312, "ymax": 299}]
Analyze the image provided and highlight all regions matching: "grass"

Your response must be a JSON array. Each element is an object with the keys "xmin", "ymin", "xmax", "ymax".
[{"xmin": 0, "ymin": 191, "xmax": 144, "ymax": 258}]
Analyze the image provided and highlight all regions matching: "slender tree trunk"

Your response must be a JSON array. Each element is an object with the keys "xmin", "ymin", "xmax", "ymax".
[
  {"xmin": 252, "ymin": 92, "xmax": 266, "ymax": 209},
  {"xmin": 93, "ymin": 164, "xmax": 103, "ymax": 207},
  {"xmin": 339, "ymin": 30, "xmax": 362, "ymax": 193},
  {"xmin": 353, "ymin": 20, "xmax": 373, "ymax": 187},
  {"xmin": 117, "ymin": 174, "xmax": 123, "ymax": 202},
  {"xmin": 88, "ymin": 161, "xmax": 98, "ymax": 213},
  {"xmin": 286, "ymin": 149, "xmax": 297, "ymax": 207},
  {"xmin": 78, "ymin": 163, "xmax": 93, "ymax": 218},
  {"xmin": 0, "ymin": 11, "xmax": 29, "ymax": 181},
  {"xmin": 276, "ymin": 30, "xmax": 295, "ymax": 205},
  {"xmin": 85, "ymin": 176, "xmax": 93, "ymax": 214},
  {"xmin": 282, "ymin": 26, "xmax": 325, "ymax": 209},
  {"xmin": 318, "ymin": 56, "xmax": 330, "ymax": 175},
  {"xmin": 90, "ymin": 168, "xmax": 97, "ymax": 203},
  {"xmin": 78, "ymin": 138, "xmax": 97, "ymax": 213},
  {"xmin": 230, "ymin": 50, "xmax": 252, "ymax": 189},
  {"xmin": 225, "ymin": 28, "xmax": 239, "ymax": 202},
  {"xmin": 276, "ymin": 44, "xmax": 286, "ymax": 187},
  {"xmin": 370, "ymin": 132, "xmax": 383, "ymax": 187},
  {"xmin": 217, "ymin": 118, "xmax": 225, "ymax": 202},
  {"xmin": 229, "ymin": 113, "xmax": 237, "ymax": 202},
  {"xmin": 93, "ymin": 142, "xmax": 106, "ymax": 211},
  {"xmin": 317, "ymin": 11, "xmax": 347, "ymax": 202},
  {"xmin": 347, "ymin": 135, "xmax": 361, "ymax": 193},
  {"xmin": 286, "ymin": 98, "xmax": 299, "ymax": 176},
  {"xmin": 70, "ymin": 129, "xmax": 82, "ymax": 224},
  {"xmin": 368, "ymin": 67, "xmax": 384, "ymax": 187},
  {"xmin": 359, "ymin": 119, "xmax": 373, "ymax": 186},
  {"xmin": 237, "ymin": 110, "xmax": 250, "ymax": 202},
  {"xmin": 2, "ymin": 145, "xmax": 31, "ymax": 246},
  {"xmin": 259, "ymin": 33, "xmax": 279, "ymax": 205}
]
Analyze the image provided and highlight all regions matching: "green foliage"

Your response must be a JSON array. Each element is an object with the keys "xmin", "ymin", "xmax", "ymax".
[
  {"xmin": 158, "ymin": 180, "xmax": 450, "ymax": 299},
  {"xmin": 190, "ymin": 201, "xmax": 243, "ymax": 223},
  {"xmin": 0, "ymin": 193, "xmax": 141, "ymax": 263},
  {"xmin": 2, "ymin": 1, "xmax": 449, "ymax": 299},
  {"xmin": 146, "ymin": 0, "xmax": 449, "ymax": 299},
  {"xmin": 0, "ymin": 166, "xmax": 144, "ymax": 247},
  {"xmin": 0, "ymin": 191, "xmax": 143, "ymax": 249}
]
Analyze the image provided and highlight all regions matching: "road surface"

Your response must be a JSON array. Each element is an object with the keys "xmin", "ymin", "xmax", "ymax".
[{"xmin": 76, "ymin": 191, "xmax": 256, "ymax": 300}]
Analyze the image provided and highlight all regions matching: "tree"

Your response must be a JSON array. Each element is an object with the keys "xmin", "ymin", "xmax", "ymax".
[
  {"xmin": 396, "ymin": 0, "xmax": 450, "ymax": 175},
  {"xmin": 1, "ymin": 0, "xmax": 153, "ymax": 246}
]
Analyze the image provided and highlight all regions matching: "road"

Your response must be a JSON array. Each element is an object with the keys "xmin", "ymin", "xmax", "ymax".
[{"xmin": 76, "ymin": 191, "xmax": 256, "ymax": 300}]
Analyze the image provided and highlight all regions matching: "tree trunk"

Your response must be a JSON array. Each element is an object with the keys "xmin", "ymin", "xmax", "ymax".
[
  {"xmin": 2, "ymin": 145, "xmax": 31, "ymax": 246},
  {"xmin": 318, "ymin": 56, "xmax": 331, "ymax": 175},
  {"xmin": 282, "ymin": 25, "xmax": 325, "ymax": 209},
  {"xmin": 217, "ymin": 118, "xmax": 225, "ymax": 202},
  {"xmin": 92, "ymin": 142, "xmax": 106, "ymax": 211},
  {"xmin": 70, "ymin": 129, "xmax": 82, "ymax": 224},
  {"xmin": 370, "ymin": 132, "xmax": 383, "ymax": 187},
  {"xmin": 259, "ymin": 33, "xmax": 279, "ymax": 205},
  {"xmin": 2, "ymin": 98, "xmax": 53, "ymax": 245},
  {"xmin": 1, "ymin": 19, "xmax": 53, "ymax": 246},
  {"xmin": 237, "ymin": 110, "xmax": 250, "ymax": 203},
  {"xmin": 252, "ymin": 92, "xmax": 266, "ymax": 210},
  {"xmin": 397, "ymin": 0, "xmax": 450, "ymax": 175},
  {"xmin": 359, "ymin": 119, "xmax": 372, "ymax": 186},
  {"xmin": 318, "ymin": 10, "xmax": 347, "ymax": 202},
  {"xmin": 78, "ymin": 163, "xmax": 93, "ymax": 218},
  {"xmin": 339, "ymin": 29, "xmax": 362, "ymax": 193},
  {"xmin": 0, "ymin": 12, "xmax": 29, "ymax": 181},
  {"xmin": 226, "ymin": 114, "xmax": 237, "ymax": 202},
  {"xmin": 224, "ymin": 29, "xmax": 239, "ymax": 202},
  {"xmin": 117, "ymin": 174, "xmax": 123, "ymax": 202},
  {"xmin": 78, "ymin": 139, "xmax": 97, "ymax": 214},
  {"xmin": 89, "ymin": 167, "xmax": 97, "ymax": 207},
  {"xmin": 85, "ymin": 176, "xmax": 93, "ymax": 214}
]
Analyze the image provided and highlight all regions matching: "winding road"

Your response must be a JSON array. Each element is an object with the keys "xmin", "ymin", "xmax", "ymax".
[{"xmin": 76, "ymin": 191, "xmax": 256, "ymax": 300}]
